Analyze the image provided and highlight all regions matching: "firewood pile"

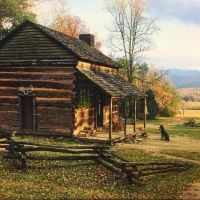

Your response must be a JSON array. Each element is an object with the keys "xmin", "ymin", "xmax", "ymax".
[
  {"xmin": 77, "ymin": 127, "xmax": 97, "ymax": 137},
  {"xmin": 183, "ymin": 118, "xmax": 200, "ymax": 127},
  {"xmin": 183, "ymin": 118, "xmax": 196, "ymax": 126},
  {"xmin": 111, "ymin": 131, "xmax": 148, "ymax": 144}
]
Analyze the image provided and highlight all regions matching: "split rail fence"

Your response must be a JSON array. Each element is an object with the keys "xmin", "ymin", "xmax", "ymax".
[{"xmin": 0, "ymin": 132, "xmax": 192, "ymax": 186}]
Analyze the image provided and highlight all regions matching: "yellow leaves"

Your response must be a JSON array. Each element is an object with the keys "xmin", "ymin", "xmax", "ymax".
[{"xmin": 119, "ymin": 0, "xmax": 127, "ymax": 9}]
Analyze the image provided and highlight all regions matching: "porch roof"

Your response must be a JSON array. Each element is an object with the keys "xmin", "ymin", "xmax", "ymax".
[{"xmin": 77, "ymin": 67, "xmax": 146, "ymax": 98}]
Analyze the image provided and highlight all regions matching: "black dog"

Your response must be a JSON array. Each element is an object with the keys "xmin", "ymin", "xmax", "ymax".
[{"xmin": 159, "ymin": 125, "xmax": 170, "ymax": 141}]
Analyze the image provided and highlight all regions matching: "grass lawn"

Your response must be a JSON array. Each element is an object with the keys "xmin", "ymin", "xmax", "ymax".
[{"xmin": 0, "ymin": 113, "xmax": 200, "ymax": 199}]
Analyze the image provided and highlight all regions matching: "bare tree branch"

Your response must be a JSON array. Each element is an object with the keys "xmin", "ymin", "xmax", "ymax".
[{"xmin": 105, "ymin": 0, "xmax": 159, "ymax": 83}]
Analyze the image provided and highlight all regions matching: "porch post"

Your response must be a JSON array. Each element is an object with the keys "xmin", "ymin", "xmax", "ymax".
[
  {"xmin": 144, "ymin": 97, "xmax": 147, "ymax": 130},
  {"xmin": 109, "ymin": 97, "xmax": 113, "ymax": 140},
  {"xmin": 133, "ymin": 98, "xmax": 136, "ymax": 132},
  {"xmin": 124, "ymin": 97, "xmax": 127, "ymax": 136}
]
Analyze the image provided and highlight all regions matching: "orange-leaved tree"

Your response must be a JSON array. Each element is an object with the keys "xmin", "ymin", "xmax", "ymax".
[{"xmin": 50, "ymin": 0, "xmax": 101, "ymax": 49}]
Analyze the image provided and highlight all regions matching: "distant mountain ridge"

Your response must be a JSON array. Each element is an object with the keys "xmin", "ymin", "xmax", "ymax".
[{"xmin": 168, "ymin": 69, "xmax": 200, "ymax": 88}]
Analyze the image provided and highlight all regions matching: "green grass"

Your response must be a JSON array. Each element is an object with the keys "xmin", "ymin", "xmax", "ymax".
[
  {"xmin": 172, "ymin": 124, "xmax": 200, "ymax": 140},
  {"xmin": 1, "ymin": 114, "xmax": 200, "ymax": 199},
  {"xmin": 159, "ymin": 150, "xmax": 200, "ymax": 161},
  {"xmin": 0, "ymin": 151, "xmax": 199, "ymax": 200},
  {"xmin": 0, "ymin": 134, "xmax": 200, "ymax": 199},
  {"xmin": 136, "ymin": 116, "xmax": 200, "ymax": 140}
]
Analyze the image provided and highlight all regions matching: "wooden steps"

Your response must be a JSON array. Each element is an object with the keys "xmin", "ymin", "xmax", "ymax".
[{"xmin": 77, "ymin": 127, "xmax": 97, "ymax": 137}]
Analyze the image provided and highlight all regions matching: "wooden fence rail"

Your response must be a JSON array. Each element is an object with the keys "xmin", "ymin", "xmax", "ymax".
[{"xmin": 0, "ymin": 132, "xmax": 193, "ymax": 186}]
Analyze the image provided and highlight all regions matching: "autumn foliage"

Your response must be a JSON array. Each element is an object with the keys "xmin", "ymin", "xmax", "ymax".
[{"xmin": 50, "ymin": 0, "xmax": 101, "ymax": 49}]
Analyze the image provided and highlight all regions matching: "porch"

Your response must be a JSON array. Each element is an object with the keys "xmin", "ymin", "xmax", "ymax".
[
  {"xmin": 75, "ymin": 124, "xmax": 146, "ymax": 144},
  {"xmin": 76, "ymin": 67, "xmax": 147, "ymax": 142}
]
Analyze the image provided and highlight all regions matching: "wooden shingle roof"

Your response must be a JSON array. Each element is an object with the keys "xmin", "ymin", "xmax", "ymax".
[
  {"xmin": 0, "ymin": 20, "xmax": 119, "ymax": 68},
  {"xmin": 77, "ymin": 67, "xmax": 146, "ymax": 98}
]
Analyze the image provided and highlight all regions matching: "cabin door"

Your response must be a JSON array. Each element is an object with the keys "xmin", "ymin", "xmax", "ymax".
[
  {"xmin": 19, "ymin": 96, "xmax": 36, "ymax": 131},
  {"xmin": 95, "ymin": 92, "xmax": 103, "ymax": 127}
]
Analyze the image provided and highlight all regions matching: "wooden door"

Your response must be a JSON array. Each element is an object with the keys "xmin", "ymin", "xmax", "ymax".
[{"xmin": 21, "ymin": 96, "xmax": 34, "ymax": 130}]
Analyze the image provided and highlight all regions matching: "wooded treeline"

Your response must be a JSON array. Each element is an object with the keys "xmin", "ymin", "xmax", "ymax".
[
  {"xmin": 178, "ymin": 88, "xmax": 200, "ymax": 102},
  {"xmin": 118, "ymin": 63, "xmax": 180, "ymax": 118}
]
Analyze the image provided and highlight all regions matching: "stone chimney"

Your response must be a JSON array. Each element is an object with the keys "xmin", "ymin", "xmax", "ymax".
[{"xmin": 79, "ymin": 34, "xmax": 94, "ymax": 47}]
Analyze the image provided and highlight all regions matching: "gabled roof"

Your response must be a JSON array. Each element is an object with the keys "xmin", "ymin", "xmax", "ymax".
[
  {"xmin": 77, "ymin": 67, "xmax": 146, "ymax": 97},
  {"xmin": 0, "ymin": 20, "xmax": 120, "ymax": 68}
]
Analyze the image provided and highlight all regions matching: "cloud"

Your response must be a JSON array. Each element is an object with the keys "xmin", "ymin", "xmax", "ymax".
[
  {"xmin": 148, "ymin": 0, "xmax": 200, "ymax": 24},
  {"xmin": 144, "ymin": 20, "xmax": 200, "ymax": 70}
]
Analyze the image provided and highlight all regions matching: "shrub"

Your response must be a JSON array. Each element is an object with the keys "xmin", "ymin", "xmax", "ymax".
[{"xmin": 159, "ymin": 106, "xmax": 176, "ymax": 117}]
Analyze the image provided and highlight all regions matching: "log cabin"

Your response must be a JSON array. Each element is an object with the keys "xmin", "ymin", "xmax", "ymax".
[{"xmin": 0, "ymin": 20, "xmax": 146, "ymax": 139}]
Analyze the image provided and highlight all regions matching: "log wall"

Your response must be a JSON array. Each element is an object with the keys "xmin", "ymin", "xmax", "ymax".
[{"xmin": 0, "ymin": 24, "xmax": 77, "ymax": 135}]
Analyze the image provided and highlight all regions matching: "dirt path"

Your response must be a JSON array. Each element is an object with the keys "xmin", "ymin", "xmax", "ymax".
[{"xmin": 114, "ymin": 128, "xmax": 200, "ymax": 199}]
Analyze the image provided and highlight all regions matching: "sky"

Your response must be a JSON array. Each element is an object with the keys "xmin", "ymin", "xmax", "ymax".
[{"xmin": 35, "ymin": 0, "xmax": 200, "ymax": 71}]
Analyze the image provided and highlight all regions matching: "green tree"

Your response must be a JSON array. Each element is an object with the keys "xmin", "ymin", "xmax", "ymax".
[
  {"xmin": 146, "ymin": 89, "xmax": 159, "ymax": 119},
  {"xmin": 158, "ymin": 78, "xmax": 180, "ymax": 117},
  {"xmin": 159, "ymin": 106, "xmax": 175, "ymax": 117},
  {"xmin": 0, "ymin": 0, "xmax": 36, "ymax": 39}
]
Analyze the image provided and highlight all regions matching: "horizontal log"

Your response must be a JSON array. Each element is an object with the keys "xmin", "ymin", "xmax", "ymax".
[
  {"xmin": 96, "ymin": 157, "xmax": 122, "ymax": 176},
  {"xmin": 0, "ymin": 111, "xmax": 19, "ymax": 120},
  {"xmin": 37, "ymin": 124, "xmax": 70, "ymax": 130},
  {"xmin": 104, "ymin": 151, "xmax": 131, "ymax": 162},
  {"xmin": 0, "ymin": 58, "xmax": 76, "ymax": 63},
  {"xmin": 122, "ymin": 161, "xmax": 190, "ymax": 167},
  {"xmin": 0, "ymin": 66, "xmax": 75, "ymax": 73},
  {"xmin": 139, "ymin": 166, "xmax": 190, "ymax": 177},
  {"xmin": 0, "ymin": 50, "xmax": 75, "ymax": 56},
  {"xmin": 9, "ymin": 36, "xmax": 66, "ymax": 46},
  {"xmin": 0, "ymin": 45, "xmax": 74, "ymax": 53},
  {"xmin": 99, "ymin": 153, "xmax": 122, "ymax": 169},
  {"xmin": 0, "ymin": 97, "xmax": 18, "ymax": 104},
  {"xmin": 16, "ymin": 131, "xmax": 72, "ymax": 137},
  {"xmin": 139, "ymin": 164, "xmax": 189, "ymax": 172},
  {"xmin": 1, "ymin": 28, "xmax": 73, "ymax": 46},
  {"xmin": 0, "ymin": 80, "xmax": 74, "ymax": 90},
  {"xmin": 121, "ymin": 168, "xmax": 139, "ymax": 174},
  {"xmin": 0, "ymin": 145, "xmax": 8, "ymax": 148},
  {"xmin": 0, "ymin": 52, "xmax": 76, "ymax": 59},
  {"xmin": 37, "ymin": 101, "xmax": 73, "ymax": 108},
  {"xmin": 37, "ymin": 106, "xmax": 72, "ymax": 114},
  {"xmin": 0, "ymin": 61, "xmax": 77, "ymax": 66},
  {"xmin": 0, "ymin": 96, "xmax": 71, "ymax": 105},
  {"xmin": 0, "ymin": 73, "xmax": 75, "ymax": 81},
  {"xmin": 3, "ymin": 154, "xmax": 99, "ymax": 161},
  {"xmin": 37, "ymin": 116, "xmax": 72, "ymax": 124},
  {"xmin": 0, "ymin": 59, "xmax": 77, "ymax": 66},
  {"xmin": 0, "ymin": 132, "xmax": 13, "ymax": 139},
  {"xmin": 1, "ymin": 123, "xmax": 20, "ymax": 130},
  {"xmin": 0, "ymin": 141, "xmax": 109, "ymax": 149},
  {"xmin": 0, "ymin": 102, "xmax": 19, "ymax": 112},
  {"xmin": 6, "ymin": 146, "xmax": 104, "ymax": 154},
  {"xmin": 0, "ymin": 88, "xmax": 74, "ymax": 99}
]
